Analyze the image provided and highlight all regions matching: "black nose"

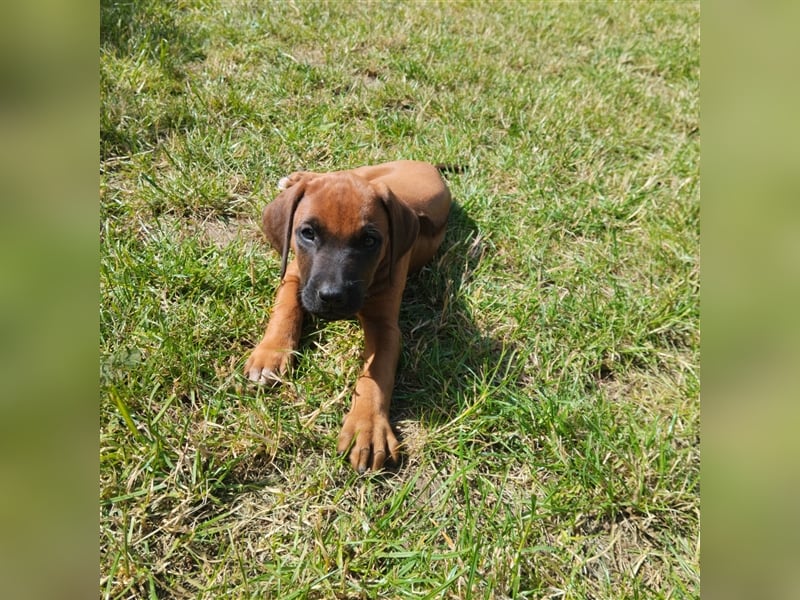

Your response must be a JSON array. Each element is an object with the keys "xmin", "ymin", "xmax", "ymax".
[{"xmin": 317, "ymin": 285, "xmax": 346, "ymax": 307}]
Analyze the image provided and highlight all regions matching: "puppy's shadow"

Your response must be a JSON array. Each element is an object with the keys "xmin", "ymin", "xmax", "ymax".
[{"xmin": 393, "ymin": 202, "xmax": 516, "ymax": 435}]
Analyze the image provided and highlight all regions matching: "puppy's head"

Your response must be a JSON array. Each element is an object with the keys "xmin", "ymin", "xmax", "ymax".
[{"xmin": 262, "ymin": 172, "xmax": 419, "ymax": 320}]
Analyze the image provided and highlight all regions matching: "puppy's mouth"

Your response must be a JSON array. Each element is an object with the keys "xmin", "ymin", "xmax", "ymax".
[{"xmin": 300, "ymin": 285, "xmax": 364, "ymax": 320}]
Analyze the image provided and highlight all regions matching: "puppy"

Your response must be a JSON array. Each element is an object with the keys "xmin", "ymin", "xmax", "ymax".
[{"xmin": 245, "ymin": 161, "xmax": 451, "ymax": 472}]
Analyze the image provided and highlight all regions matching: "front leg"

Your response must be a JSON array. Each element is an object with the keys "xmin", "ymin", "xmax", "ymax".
[
  {"xmin": 245, "ymin": 260, "xmax": 304, "ymax": 384},
  {"xmin": 337, "ymin": 260, "xmax": 410, "ymax": 473},
  {"xmin": 337, "ymin": 313, "xmax": 402, "ymax": 473}
]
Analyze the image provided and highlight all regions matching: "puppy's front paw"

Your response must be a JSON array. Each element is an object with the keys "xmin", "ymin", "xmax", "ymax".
[
  {"xmin": 244, "ymin": 345, "xmax": 292, "ymax": 385},
  {"xmin": 337, "ymin": 408, "xmax": 400, "ymax": 474}
]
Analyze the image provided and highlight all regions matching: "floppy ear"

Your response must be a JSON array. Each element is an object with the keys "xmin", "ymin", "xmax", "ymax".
[
  {"xmin": 261, "ymin": 178, "xmax": 306, "ymax": 279},
  {"xmin": 374, "ymin": 181, "xmax": 420, "ymax": 280}
]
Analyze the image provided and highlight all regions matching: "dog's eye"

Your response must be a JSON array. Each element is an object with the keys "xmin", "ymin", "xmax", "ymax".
[
  {"xmin": 299, "ymin": 227, "xmax": 316, "ymax": 242},
  {"xmin": 361, "ymin": 234, "xmax": 380, "ymax": 248}
]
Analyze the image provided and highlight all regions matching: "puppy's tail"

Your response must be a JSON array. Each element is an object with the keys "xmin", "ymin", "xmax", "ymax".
[{"xmin": 434, "ymin": 163, "xmax": 467, "ymax": 174}]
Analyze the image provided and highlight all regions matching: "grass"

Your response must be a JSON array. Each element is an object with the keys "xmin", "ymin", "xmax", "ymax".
[{"xmin": 100, "ymin": 1, "xmax": 699, "ymax": 598}]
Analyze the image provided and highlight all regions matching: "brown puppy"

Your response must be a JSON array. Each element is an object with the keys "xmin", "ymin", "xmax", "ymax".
[{"xmin": 245, "ymin": 160, "xmax": 451, "ymax": 472}]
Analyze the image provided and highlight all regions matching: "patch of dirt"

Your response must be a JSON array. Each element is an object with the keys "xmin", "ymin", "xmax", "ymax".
[{"xmin": 198, "ymin": 216, "xmax": 262, "ymax": 249}]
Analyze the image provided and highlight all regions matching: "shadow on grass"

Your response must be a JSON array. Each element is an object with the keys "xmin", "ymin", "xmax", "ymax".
[{"xmin": 393, "ymin": 201, "xmax": 520, "ymax": 432}]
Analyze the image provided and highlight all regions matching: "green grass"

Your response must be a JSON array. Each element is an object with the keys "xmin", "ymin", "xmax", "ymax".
[{"xmin": 100, "ymin": 1, "xmax": 699, "ymax": 598}]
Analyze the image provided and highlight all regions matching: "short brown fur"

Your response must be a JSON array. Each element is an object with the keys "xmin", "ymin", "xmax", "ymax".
[{"xmin": 245, "ymin": 160, "xmax": 451, "ymax": 472}]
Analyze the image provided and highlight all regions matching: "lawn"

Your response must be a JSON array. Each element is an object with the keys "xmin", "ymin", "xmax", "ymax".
[{"xmin": 100, "ymin": 1, "xmax": 699, "ymax": 598}]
